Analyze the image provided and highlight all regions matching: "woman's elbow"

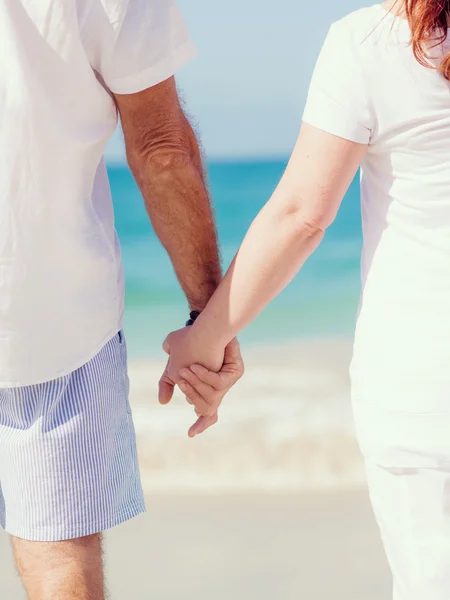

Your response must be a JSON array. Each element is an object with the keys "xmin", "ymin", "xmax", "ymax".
[
  {"xmin": 282, "ymin": 203, "xmax": 335, "ymax": 240},
  {"xmin": 271, "ymin": 188, "xmax": 338, "ymax": 235}
]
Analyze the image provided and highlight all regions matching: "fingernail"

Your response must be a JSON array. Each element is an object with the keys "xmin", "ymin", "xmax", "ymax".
[
  {"xmin": 180, "ymin": 369, "xmax": 190, "ymax": 378},
  {"xmin": 179, "ymin": 382, "xmax": 187, "ymax": 392},
  {"xmin": 190, "ymin": 365, "xmax": 200, "ymax": 374}
]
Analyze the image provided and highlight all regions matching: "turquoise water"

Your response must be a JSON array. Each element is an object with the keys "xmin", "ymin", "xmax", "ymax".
[{"xmin": 109, "ymin": 160, "xmax": 362, "ymax": 358}]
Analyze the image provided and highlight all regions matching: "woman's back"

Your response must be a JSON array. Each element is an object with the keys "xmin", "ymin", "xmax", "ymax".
[
  {"xmin": 165, "ymin": 4, "xmax": 450, "ymax": 596},
  {"xmin": 304, "ymin": 5, "xmax": 450, "ymax": 403}
]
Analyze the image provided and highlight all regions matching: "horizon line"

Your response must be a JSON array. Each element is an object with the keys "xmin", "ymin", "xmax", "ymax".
[{"xmin": 105, "ymin": 153, "xmax": 290, "ymax": 167}]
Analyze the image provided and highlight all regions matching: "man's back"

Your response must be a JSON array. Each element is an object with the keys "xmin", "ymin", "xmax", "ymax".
[
  {"xmin": 0, "ymin": 0, "xmax": 194, "ymax": 386},
  {"xmin": 0, "ymin": 3, "xmax": 244, "ymax": 599}
]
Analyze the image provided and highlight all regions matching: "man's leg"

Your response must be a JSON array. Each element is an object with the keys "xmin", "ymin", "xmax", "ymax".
[
  {"xmin": 11, "ymin": 534, "xmax": 105, "ymax": 600},
  {"xmin": 0, "ymin": 334, "xmax": 144, "ymax": 598}
]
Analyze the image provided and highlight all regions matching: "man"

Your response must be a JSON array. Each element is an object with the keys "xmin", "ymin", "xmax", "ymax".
[{"xmin": 0, "ymin": 1, "xmax": 243, "ymax": 599}]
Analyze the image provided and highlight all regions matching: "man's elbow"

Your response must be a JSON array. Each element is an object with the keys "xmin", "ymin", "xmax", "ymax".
[
  {"xmin": 127, "ymin": 141, "xmax": 191, "ymax": 179},
  {"xmin": 126, "ymin": 118, "xmax": 192, "ymax": 177}
]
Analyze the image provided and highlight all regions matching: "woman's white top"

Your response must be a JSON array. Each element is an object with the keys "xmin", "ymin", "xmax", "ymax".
[{"xmin": 303, "ymin": 5, "xmax": 450, "ymax": 419}]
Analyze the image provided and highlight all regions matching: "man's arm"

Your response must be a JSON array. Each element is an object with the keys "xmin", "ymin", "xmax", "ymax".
[
  {"xmin": 114, "ymin": 78, "xmax": 243, "ymax": 436},
  {"xmin": 114, "ymin": 76, "xmax": 222, "ymax": 312}
]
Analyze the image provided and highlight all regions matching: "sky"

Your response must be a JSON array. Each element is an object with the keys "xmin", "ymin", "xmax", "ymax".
[{"xmin": 105, "ymin": 0, "xmax": 369, "ymax": 162}]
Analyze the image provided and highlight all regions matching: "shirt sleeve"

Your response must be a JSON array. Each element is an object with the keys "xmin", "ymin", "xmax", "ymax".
[
  {"xmin": 302, "ymin": 22, "xmax": 373, "ymax": 144},
  {"xmin": 93, "ymin": 0, "xmax": 196, "ymax": 95}
]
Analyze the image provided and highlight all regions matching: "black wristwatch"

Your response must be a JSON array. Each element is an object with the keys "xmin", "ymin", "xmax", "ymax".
[{"xmin": 185, "ymin": 310, "xmax": 201, "ymax": 327}]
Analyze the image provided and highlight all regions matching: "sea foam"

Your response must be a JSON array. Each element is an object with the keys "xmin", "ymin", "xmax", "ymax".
[{"xmin": 128, "ymin": 339, "xmax": 366, "ymax": 492}]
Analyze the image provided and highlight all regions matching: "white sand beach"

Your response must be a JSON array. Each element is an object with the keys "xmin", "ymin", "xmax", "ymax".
[
  {"xmin": 0, "ymin": 339, "xmax": 393, "ymax": 598},
  {"xmin": 130, "ymin": 338, "xmax": 364, "ymax": 493},
  {"xmin": 0, "ymin": 491, "xmax": 391, "ymax": 599}
]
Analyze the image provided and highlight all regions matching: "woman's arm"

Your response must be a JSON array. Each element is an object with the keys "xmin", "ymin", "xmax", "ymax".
[
  {"xmin": 163, "ymin": 123, "xmax": 367, "ymax": 437},
  {"xmin": 187, "ymin": 123, "xmax": 367, "ymax": 351},
  {"xmin": 164, "ymin": 17, "xmax": 372, "ymax": 436}
]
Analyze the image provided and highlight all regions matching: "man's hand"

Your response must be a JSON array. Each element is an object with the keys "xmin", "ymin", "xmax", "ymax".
[
  {"xmin": 159, "ymin": 334, "xmax": 244, "ymax": 437},
  {"xmin": 116, "ymin": 78, "xmax": 245, "ymax": 430},
  {"xmin": 179, "ymin": 339, "xmax": 244, "ymax": 437}
]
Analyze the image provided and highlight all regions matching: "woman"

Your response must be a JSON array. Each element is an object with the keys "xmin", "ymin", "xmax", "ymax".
[{"xmin": 166, "ymin": 1, "xmax": 450, "ymax": 596}]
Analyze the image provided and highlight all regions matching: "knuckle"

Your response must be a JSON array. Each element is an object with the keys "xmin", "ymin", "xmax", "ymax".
[
  {"xmin": 202, "ymin": 393, "xmax": 215, "ymax": 405},
  {"xmin": 203, "ymin": 405, "xmax": 217, "ymax": 417},
  {"xmin": 233, "ymin": 363, "xmax": 245, "ymax": 381},
  {"xmin": 181, "ymin": 370, "xmax": 193, "ymax": 383},
  {"xmin": 212, "ymin": 398, "xmax": 222, "ymax": 412},
  {"xmin": 215, "ymin": 379, "xmax": 226, "ymax": 391},
  {"xmin": 191, "ymin": 397, "xmax": 208, "ymax": 412},
  {"xmin": 185, "ymin": 389, "xmax": 198, "ymax": 402}
]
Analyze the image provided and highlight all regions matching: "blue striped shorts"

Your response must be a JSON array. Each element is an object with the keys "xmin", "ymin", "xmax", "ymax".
[{"xmin": 0, "ymin": 331, "xmax": 145, "ymax": 542}]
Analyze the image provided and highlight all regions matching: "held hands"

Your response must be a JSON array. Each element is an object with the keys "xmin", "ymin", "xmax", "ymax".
[{"xmin": 159, "ymin": 327, "xmax": 244, "ymax": 437}]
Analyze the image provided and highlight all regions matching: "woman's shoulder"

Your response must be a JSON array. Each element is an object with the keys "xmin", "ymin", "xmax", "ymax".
[{"xmin": 330, "ymin": 4, "xmax": 393, "ymax": 45}]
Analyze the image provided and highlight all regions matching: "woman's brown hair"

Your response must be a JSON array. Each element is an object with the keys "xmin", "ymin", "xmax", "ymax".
[{"xmin": 403, "ymin": 0, "xmax": 450, "ymax": 79}]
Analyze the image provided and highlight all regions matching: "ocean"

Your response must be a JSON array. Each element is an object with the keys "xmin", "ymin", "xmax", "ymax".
[
  {"xmin": 108, "ymin": 159, "xmax": 365, "ymax": 491},
  {"xmin": 109, "ymin": 159, "xmax": 363, "ymax": 358}
]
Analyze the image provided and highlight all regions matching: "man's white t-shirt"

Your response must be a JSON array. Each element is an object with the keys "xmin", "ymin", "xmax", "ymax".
[
  {"xmin": 0, "ymin": 0, "xmax": 195, "ymax": 386},
  {"xmin": 303, "ymin": 5, "xmax": 450, "ymax": 412}
]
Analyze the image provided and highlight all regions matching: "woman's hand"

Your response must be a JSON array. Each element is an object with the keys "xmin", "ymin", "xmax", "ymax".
[
  {"xmin": 159, "ymin": 327, "xmax": 232, "ymax": 436},
  {"xmin": 164, "ymin": 326, "xmax": 225, "ymax": 380}
]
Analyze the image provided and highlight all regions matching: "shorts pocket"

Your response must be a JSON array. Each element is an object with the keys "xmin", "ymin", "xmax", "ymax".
[{"xmin": 117, "ymin": 331, "xmax": 132, "ymax": 414}]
